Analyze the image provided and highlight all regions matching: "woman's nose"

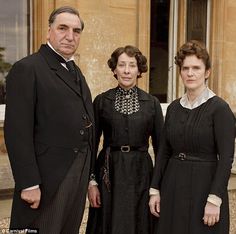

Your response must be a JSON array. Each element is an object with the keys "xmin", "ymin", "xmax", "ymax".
[
  {"xmin": 124, "ymin": 65, "xmax": 130, "ymax": 73},
  {"xmin": 187, "ymin": 68, "xmax": 193, "ymax": 76}
]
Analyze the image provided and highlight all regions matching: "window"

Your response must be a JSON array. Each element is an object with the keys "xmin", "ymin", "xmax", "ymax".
[
  {"xmin": 187, "ymin": 0, "xmax": 208, "ymax": 44},
  {"xmin": 149, "ymin": 0, "xmax": 170, "ymax": 103},
  {"xmin": 0, "ymin": 0, "xmax": 31, "ymax": 105}
]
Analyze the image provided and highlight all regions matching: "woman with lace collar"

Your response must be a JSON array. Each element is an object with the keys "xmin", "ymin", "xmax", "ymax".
[{"xmin": 149, "ymin": 40, "xmax": 235, "ymax": 234}]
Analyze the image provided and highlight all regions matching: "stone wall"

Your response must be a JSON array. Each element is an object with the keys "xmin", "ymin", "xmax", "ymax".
[
  {"xmin": 0, "ymin": 155, "xmax": 14, "ymax": 192},
  {"xmin": 229, "ymin": 190, "xmax": 236, "ymax": 234}
]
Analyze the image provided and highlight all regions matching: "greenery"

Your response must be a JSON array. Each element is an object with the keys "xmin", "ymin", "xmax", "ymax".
[
  {"xmin": 0, "ymin": 47, "xmax": 12, "ymax": 75},
  {"xmin": 0, "ymin": 47, "xmax": 11, "ymax": 103}
]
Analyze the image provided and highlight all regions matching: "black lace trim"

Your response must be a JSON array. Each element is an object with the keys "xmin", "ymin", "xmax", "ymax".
[{"xmin": 114, "ymin": 86, "xmax": 140, "ymax": 115}]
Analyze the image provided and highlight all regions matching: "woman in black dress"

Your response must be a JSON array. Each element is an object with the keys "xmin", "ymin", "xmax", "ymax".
[
  {"xmin": 86, "ymin": 45, "xmax": 164, "ymax": 234},
  {"xmin": 149, "ymin": 40, "xmax": 235, "ymax": 234}
]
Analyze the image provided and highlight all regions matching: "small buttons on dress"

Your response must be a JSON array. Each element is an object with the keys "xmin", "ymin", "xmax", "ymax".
[
  {"xmin": 73, "ymin": 148, "xmax": 79, "ymax": 153},
  {"xmin": 80, "ymin": 130, "xmax": 84, "ymax": 135},
  {"xmin": 185, "ymin": 110, "xmax": 190, "ymax": 115},
  {"xmin": 82, "ymin": 114, "xmax": 87, "ymax": 120}
]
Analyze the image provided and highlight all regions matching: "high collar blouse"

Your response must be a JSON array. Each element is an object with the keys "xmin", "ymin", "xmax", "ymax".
[{"xmin": 180, "ymin": 87, "xmax": 216, "ymax": 110}]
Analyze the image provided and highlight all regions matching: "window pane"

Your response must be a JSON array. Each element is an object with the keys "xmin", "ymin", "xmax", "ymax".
[
  {"xmin": 149, "ymin": 0, "xmax": 170, "ymax": 103},
  {"xmin": 187, "ymin": 0, "xmax": 207, "ymax": 43},
  {"xmin": 0, "ymin": 0, "xmax": 30, "ymax": 104}
]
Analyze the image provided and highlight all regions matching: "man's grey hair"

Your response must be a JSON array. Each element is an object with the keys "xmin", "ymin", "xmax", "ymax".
[{"xmin": 48, "ymin": 6, "xmax": 84, "ymax": 30}]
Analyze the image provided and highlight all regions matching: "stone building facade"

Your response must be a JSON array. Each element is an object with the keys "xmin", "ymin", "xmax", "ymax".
[{"xmin": 30, "ymin": 0, "xmax": 236, "ymax": 109}]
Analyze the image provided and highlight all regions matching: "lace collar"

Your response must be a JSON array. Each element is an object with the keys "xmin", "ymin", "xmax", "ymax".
[
  {"xmin": 180, "ymin": 87, "xmax": 216, "ymax": 109},
  {"xmin": 114, "ymin": 86, "xmax": 140, "ymax": 115}
]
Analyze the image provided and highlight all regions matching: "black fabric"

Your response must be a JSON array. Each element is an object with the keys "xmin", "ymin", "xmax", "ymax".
[
  {"xmin": 86, "ymin": 87, "xmax": 164, "ymax": 234},
  {"xmin": 29, "ymin": 147, "xmax": 90, "ymax": 234},
  {"xmin": 66, "ymin": 60, "xmax": 78, "ymax": 82},
  {"xmin": 173, "ymin": 152, "xmax": 217, "ymax": 162},
  {"xmin": 110, "ymin": 146, "xmax": 148, "ymax": 152},
  {"xmin": 45, "ymin": 44, "xmax": 78, "ymax": 83},
  {"xmin": 67, "ymin": 60, "xmax": 82, "ymax": 87},
  {"xmin": 4, "ymin": 44, "xmax": 95, "ymax": 229},
  {"xmin": 151, "ymin": 96, "xmax": 235, "ymax": 234},
  {"xmin": 45, "ymin": 44, "xmax": 66, "ymax": 63}
]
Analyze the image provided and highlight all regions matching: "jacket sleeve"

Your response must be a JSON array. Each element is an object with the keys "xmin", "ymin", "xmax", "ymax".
[
  {"xmin": 210, "ymin": 100, "xmax": 235, "ymax": 198},
  {"xmin": 151, "ymin": 97, "xmax": 164, "ymax": 159},
  {"xmin": 150, "ymin": 103, "xmax": 173, "ymax": 190},
  {"xmin": 89, "ymin": 94, "xmax": 103, "ymax": 181},
  {"xmin": 4, "ymin": 60, "xmax": 41, "ymax": 191}
]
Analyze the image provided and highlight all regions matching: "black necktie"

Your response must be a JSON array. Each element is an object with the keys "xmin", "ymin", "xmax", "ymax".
[
  {"xmin": 66, "ymin": 60, "xmax": 78, "ymax": 83},
  {"xmin": 66, "ymin": 60, "xmax": 76, "ymax": 75},
  {"xmin": 45, "ymin": 45, "xmax": 79, "ymax": 84}
]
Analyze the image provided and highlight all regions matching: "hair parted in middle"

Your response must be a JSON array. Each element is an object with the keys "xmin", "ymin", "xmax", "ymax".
[{"xmin": 107, "ymin": 45, "xmax": 148, "ymax": 79}]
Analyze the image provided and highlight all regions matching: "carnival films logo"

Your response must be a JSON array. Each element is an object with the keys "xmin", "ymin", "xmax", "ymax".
[{"xmin": 0, "ymin": 229, "xmax": 38, "ymax": 234}]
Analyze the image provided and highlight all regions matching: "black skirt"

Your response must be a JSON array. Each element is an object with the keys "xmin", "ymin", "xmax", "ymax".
[
  {"xmin": 156, "ymin": 158, "xmax": 229, "ymax": 234},
  {"xmin": 86, "ymin": 149, "xmax": 155, "ymax": 234}
]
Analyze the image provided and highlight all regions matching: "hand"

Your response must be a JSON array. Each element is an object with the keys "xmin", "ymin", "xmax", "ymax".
[
  {"xmin": 21, "ymin": 187, "xmax": 41, "ymax": 209},
  {"xmin": 88, "ymin": 185, "xmax": 101, "ymax": 208},
  {"xmin": 149, "ymin": 194, "xmax": 161, "ymax": 217},
  {"xmin": 203, "ymin": 201, "xmax": 220, "ymax": 226}
]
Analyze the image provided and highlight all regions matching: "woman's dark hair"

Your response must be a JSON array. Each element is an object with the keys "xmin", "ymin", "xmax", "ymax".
[
  {"xmin": 48, "ymin": 6, "xmax": 84, "ymax": 30},
  {"xmin": 175, "ymin": 40, "xmax": 211, "ymax": 70},
  {"xmin": 107, "ymin": 45, "xmax": 148, "ymax": 78}
]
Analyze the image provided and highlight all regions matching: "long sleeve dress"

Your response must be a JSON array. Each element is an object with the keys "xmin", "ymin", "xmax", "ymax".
[
  {"xmin": 86, "ymin": 86, "xmax": 164, "ymax": 234},
  {"xmin": 151, "ymin": 89, "xmax": 235, "ymax": 234}
]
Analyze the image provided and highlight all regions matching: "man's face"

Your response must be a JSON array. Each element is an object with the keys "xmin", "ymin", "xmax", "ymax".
[{"xmin": 47, "ymin": 12, "xmax": 82, "ymax": 59}]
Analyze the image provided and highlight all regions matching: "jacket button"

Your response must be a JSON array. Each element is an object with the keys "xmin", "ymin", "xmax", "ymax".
[
  {"xmin": 80, "ymin": 130, "xmax": 84, "ymax": 135},
  {"xmin": 83, "ymin": 114, "xmax": 87, "ymax": 120},
  {"xmin": 73, "ymin": 148, "xmax": 79, "ymax": 153}
]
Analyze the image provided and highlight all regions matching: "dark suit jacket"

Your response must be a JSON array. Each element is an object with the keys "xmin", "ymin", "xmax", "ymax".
[{"xmin": 4, "ymin": 44, "xmax": 94, "ymax": 227}]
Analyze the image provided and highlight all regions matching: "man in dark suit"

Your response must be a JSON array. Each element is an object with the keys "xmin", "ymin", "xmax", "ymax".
[{"xmin": 4, "ymin": 6, "xmax": 94, "ymax": 233}]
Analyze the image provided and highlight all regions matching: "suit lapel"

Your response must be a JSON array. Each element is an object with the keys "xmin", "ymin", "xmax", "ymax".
[
  {"xmin": 39, "ymin": 45, "xmax": 82, "ymax": 96},
  {"xmin": 39, "ymin": 45, "xmax": 94, "ymax": 123},
  {"xmin": 76, "ymin": 66, "xmax": 94, "ymax": 123},
  {"xmin": 55, "ymin": 67, "xmax": 82, "ymax": 96}
]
